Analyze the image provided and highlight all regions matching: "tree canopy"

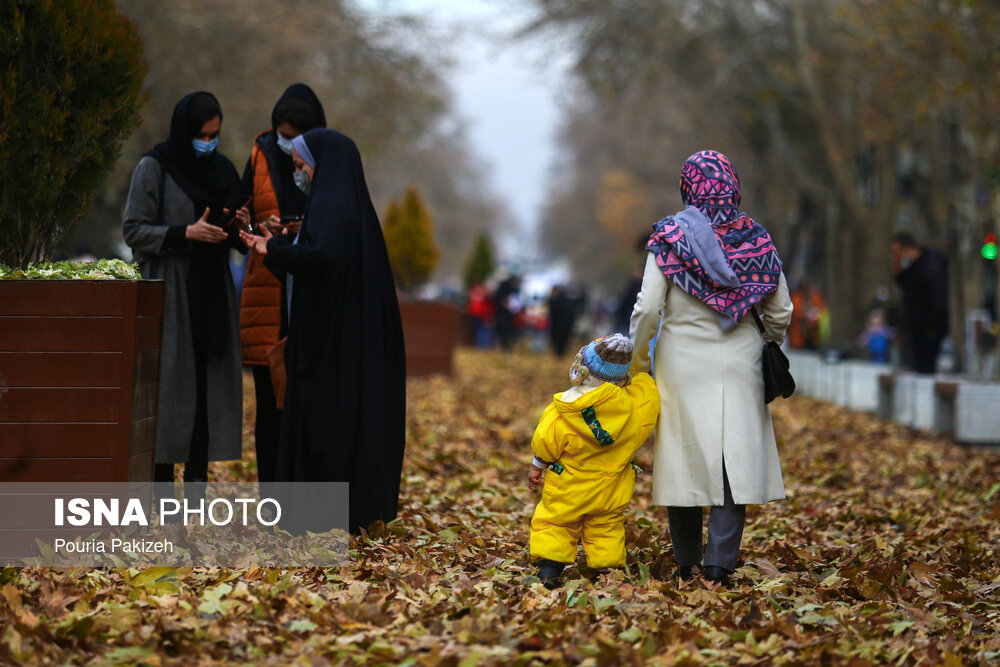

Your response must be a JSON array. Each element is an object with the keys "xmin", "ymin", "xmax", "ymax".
[
  {"xmin": 384, "ymin": 187, "xmax": 440, "ymax": 293},
  {"xmin": 463, "ymin": 232, "xmax": 495, "ymax": 288}
]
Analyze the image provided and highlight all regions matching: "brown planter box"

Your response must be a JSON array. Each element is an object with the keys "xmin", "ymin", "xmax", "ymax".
[
  {"xmin": 400, "ymin": 301, "xmax": 460, "ymax": 377},
  {"xmin": 0, "ymin": 280, "xmax": 165, "ymax": 482}
]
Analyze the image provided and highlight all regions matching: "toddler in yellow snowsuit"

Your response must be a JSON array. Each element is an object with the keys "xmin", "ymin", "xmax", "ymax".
[{"xmin": 527, "ymin": 334, "xmax": 659, "ymax": 587}]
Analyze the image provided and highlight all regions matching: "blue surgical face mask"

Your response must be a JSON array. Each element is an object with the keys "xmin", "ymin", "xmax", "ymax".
[
  {"xmin": 293, "ymin": 169, "xmax": 311, "ymax": 194},
  {"xmin": 277, "ymin": 135, "xmax": 294, "ymax": 156},
  {"xmin": 192, "ymin": 137, "xmax": 219, "ymax": 157}
]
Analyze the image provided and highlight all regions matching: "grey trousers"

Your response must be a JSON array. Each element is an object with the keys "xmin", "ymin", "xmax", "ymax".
[{"xmin": 667, "ymin": 464, "xmax": 746, "ymax": 572}]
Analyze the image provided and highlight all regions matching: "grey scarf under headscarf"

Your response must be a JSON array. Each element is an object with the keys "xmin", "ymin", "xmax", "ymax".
[{"xmin": 672, "ymin": 205, "xmax": 742, "ymax": 332}]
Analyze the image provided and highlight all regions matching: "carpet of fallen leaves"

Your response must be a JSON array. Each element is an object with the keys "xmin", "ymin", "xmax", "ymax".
[{"xmin": 2, "ymin": 348, "xmax": 999, "ymax": 665}]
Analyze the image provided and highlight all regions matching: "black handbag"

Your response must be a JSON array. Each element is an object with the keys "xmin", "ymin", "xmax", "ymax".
[{"xmin": 750, "ymin": 309, "xmax": 795, "ymax": 403}]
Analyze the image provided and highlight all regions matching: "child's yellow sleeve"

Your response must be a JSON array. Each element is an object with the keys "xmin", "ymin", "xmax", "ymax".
[
  {"xmin": 628, "ymin": 372, "xmax": 660, "ymax": 429},
  {"xmin": 530, "ymin": 403, "xmax": 566, "ymax": 464}
]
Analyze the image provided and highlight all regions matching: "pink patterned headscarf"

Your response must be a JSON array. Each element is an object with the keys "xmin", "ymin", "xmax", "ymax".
[{"xmin": 646, "ymin": 150, "xmax": 782, "ymax": 325}]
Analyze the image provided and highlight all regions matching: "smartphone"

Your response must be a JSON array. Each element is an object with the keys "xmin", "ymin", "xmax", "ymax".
[
  {"xmin": 280, "ymin": 215, "xmax": 303, "ymax": 224},
  {"xmin": 218, "ymin": 197, "xmax": 253, "ymax": 228}
]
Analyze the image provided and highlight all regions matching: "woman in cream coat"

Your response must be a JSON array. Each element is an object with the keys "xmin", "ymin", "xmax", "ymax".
[{"xmin": 630, "ymin": 150, "xmax": 793, "ymax": 586}]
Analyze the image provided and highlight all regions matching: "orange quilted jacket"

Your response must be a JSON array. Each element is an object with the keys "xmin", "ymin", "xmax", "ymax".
[{"xmin": 239, "ymin": 133, "xmax": 282, "ymax": 365}]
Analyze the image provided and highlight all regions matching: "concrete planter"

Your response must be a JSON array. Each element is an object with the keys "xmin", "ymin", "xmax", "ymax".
[
  {"xmin": 0, "ymin": 280, "xmax": 165, "ymax": 482},
  {"xmin": 954, "ymin": 383, "xmax": 1000, "ymax": 445},
  {"xmin": 893, "ymin": 373, "xmax": 917, "ymax": 427},
  {"xmin": 790, "ymin": 352, "xmax": 820, "ymax": 397},
  {"xmin": 842, "ymin": 361, "xmax": 884, "ymax": 413},
  {"xmin": 911, "ymin": 376, "xmax": 938, "ymax": 431},
  {"xmin": 816, "ymin": 361, "xmax": 837, "ymax": 402},
  {"xmin": 833, "ymin": 364, "xmax": 850, "ymax": 408}
]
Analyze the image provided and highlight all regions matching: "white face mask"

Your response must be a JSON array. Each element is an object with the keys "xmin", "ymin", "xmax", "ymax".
[
  {"xmin": 293, "ymin": 169, "xmax": 311, "ymax": 194},
  {"xmin": 277, "ymin": 135, "xmax": 294, "ymax": 156}
]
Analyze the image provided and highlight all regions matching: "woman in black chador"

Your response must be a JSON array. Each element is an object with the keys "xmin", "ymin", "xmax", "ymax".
[{"xmin": 241, "ymin": 128, "xmax": 406, "ymax": 534}]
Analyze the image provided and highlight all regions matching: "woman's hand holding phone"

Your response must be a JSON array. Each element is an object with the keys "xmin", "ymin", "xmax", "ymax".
[
  {"xmin": 239, "ymin": 223, "xmax": 273, "ymax": 256},
  {"xmin": 260, "ymin": 215, "xmax": 283, "ymax": 235},
  {"xmin": 280, "ymin": 215, "xmax": 303, "ymax": 236},
  {"xmin": 217, "ymin": 197, "xmax": 253, "ymax": 232},
  {"xmin": 232, "ymin": 204, "xmax": 251, "ymax": 232}
]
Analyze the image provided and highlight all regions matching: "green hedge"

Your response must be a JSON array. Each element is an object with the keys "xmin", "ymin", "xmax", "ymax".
[{"xmin": 0, "ymin": 259, "xmax": 141, "ymax": 280}]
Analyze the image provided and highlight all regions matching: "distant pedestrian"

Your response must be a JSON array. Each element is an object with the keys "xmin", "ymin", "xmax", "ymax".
[
  {"xmin": 548, "ymin": 285, "xmax": 577, "ymax": 356},
  {"xmin": 615, "ymin": 234, "xmax": 649, "ymax": 334},
  {"xmin": 466, "ymin": 282, "xmax": 495, "ymax": 347},
  {"xmin": 891, "ymin": 232, "xmax": 949, "ymax": 374},
  {"xmin": 856, "ymin": 310, "xmax": 894, "ymax": 363},
  {"xmin": 788, "ymin": 280, "xmax": 829, "ymax": 350},
  {"xmin": 495, "ymin": 274, "xmax": 522, "ymax": 351},
  {"xmin": 614, "ymin": 266, "xmax": 643, "ymax": 336}
]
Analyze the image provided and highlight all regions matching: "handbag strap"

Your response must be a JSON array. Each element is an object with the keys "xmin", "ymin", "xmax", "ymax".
[{"xmin": 750, "ymin": 307, "xmax": 766, "ymax": 335}]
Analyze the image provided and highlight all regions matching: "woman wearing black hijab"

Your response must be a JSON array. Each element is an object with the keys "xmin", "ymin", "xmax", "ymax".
[
  {"xmin": 241, "ymin": 128, "xmax": 406, "ymax": 534},
  {"xmin": 123, "ymin": 91, "xmax": 249, "ymax": 495}
]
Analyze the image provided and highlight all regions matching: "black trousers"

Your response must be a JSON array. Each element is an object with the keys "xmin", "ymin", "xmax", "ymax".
[
  {"xmin": 667, "ymin": 463, "xmax": 747, "ymax": 572},
  {"xmin": 154, "ymin": 351, "xmax": 209, "ymax": 496},
  {"xmin": 251, "ymin": 364, "xmax": 281, "ymax": 484},
  {"xmin": 910, "ymin": 330, "xmax": 944, "ymax": 375}
]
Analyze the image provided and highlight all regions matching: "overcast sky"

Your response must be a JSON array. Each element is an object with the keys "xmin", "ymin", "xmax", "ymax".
[{"xmin": 354, "ymin": 0, "xmax": 572, "ymax": 252}]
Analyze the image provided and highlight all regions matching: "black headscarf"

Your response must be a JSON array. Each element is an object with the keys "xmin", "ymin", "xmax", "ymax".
[
  {"xmin": 258, "ymin": 84, "xmax": 326, "ymax": 218},
  {"xmin": 146, "ymin": 92, "xmax": 246, "ymax": 356},
  {"xmin": 270, "ymin": 83, "xmax": 327, "ymax": 131},
  {"xmin": 264, "ymin": 128, "xmax": 406, "ymax": 533},
  {"xmin": 285, "ymin": 128, "xmax": 401, "ymax": 369},
  {"xmin": 147, "ymin": 92, "xmax": 245, "ymax": 220}
]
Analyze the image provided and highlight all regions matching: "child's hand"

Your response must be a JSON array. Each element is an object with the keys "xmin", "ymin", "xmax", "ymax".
[{"xmin": 527, "ymin": 467, "xmax": 544, "ymax": 491}]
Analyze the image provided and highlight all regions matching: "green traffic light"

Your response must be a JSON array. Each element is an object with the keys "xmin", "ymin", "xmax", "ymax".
[{"xmin": 984, "ymin": 243, "xmax": 999, "ymax": 260}]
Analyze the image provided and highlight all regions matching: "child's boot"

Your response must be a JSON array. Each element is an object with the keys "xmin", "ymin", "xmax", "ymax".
[{"xmin": 536, "ymin": 559, "xmax": 566, "ymax": 589}]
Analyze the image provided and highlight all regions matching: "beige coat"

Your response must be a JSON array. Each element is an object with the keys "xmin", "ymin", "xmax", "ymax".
[{"xmin": 629, "ymin": 253, "xmax": 793, "ymax": 507}]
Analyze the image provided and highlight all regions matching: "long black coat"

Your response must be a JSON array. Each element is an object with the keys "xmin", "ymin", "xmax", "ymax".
[
  {"xmin": 264, "ymin": 129, "xmax": 406, "ymax": 534},
  {"xmin": 895, "ymin": 247, "xmax": 949, "ymax": 338}
]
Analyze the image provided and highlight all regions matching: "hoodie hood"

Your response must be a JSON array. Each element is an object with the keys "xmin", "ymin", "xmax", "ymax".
[{"xmin": 554, "ymin": 382, "xmax": 634, "ymax": 448}]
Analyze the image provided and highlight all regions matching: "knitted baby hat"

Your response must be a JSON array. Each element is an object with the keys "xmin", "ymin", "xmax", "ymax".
[{"xmin": 570, "ymin": 334, "xmax": 633, "ymax": 387}]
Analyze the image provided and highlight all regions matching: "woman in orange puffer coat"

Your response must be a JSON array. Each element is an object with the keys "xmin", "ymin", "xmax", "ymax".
[{"xmin": 239, "ymin": 84, "xmax": 325, "ymax": 483}]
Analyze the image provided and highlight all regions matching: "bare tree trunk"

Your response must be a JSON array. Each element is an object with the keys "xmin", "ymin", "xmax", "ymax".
[
  {"xmin": 823, "ymin": 196, "xmax": 856, "ymax": 344},
  {"xmin": 790, "ymin": 0, "xmax": 898, "ymax": 343}
]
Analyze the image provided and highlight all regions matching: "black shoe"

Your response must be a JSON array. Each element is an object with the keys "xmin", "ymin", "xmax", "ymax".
[
  {"xmin": 704, "ymin": 565, "xmax": 732, "ymax": 587},
  {"xmin": 671, "ymin": 564, "xmax": 698, "ymax": 581},
  {"xmin": 536, "ymin": 559, "xmax": 566, "ymax": 589}
]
